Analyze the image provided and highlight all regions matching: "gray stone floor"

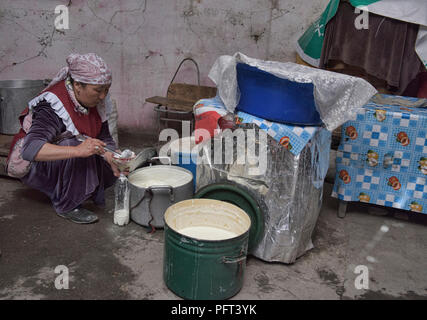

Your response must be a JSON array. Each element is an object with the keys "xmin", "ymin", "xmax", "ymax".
[{"xmin": 0, "ymin": 132, "xmax": 426, "ymax": 300}]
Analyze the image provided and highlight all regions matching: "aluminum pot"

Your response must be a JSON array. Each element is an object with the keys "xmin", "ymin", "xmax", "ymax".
[
  {"xmin": 0, "ymin": 79, "xmax": 49, "ymax": 135},
  {"xmin": 127, "ymin": 159, "xmax": 194, "ymax": 228}
]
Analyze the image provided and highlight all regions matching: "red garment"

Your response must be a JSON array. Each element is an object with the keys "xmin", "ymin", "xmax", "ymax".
[
  {"xmin": 8, "ymin": 80, "xmax": 102, "ymax": 161},
  {"xmin": 47, "ymin": 80, "xmax": 102, "ymax": 138}
]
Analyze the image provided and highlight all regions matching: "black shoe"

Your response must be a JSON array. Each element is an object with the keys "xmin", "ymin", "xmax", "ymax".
[{"xmin": 57, "ymin": 207, "xmax": 99, "ymax": 224}]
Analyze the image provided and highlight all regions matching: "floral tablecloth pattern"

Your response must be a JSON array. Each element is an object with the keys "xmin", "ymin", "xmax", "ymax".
[
  {"xmin": 332, "ymin": 95, "xmax": 427, "ymax": 214},
  {"xmin": 236, "ymin": 111, "xmax": 321, "ymax": 156}
]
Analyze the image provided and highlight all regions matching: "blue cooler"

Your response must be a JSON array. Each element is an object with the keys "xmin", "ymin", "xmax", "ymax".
[
  {"xmin": 169, "ymin": 137, "xmax": 198, "ymax": 191},
  {"xmin": 236, "ymin": 63, "xmax": 322, "ymax": 126}
]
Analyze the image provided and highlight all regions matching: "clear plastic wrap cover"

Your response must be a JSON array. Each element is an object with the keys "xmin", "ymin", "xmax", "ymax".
[
  {"xmin": 196, "ymin": 124, "xmax": 332, "ymax": 264},
  {"xmin": 208, "ymin": 52, "xmax": 377, "ymax": 131}
]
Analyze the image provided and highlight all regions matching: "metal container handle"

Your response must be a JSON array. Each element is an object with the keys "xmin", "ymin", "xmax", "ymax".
[
  {"xmin": 222, "ymin": 255, "xmax": 247, "ymax": 264},
  {"xmin": 129, "ymin": 184, "xmax": 175, "ymax": 209},
  {"xmin": 150, "ymin": 156, "xmax": 172, "ymax": 166},
  {"xmin": 148, "ymin": 185, "xmax": 175, "ymax": 202}
]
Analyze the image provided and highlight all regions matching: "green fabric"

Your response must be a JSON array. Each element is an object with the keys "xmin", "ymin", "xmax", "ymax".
[
  {"xmin": 296, "ymin": 0, "xmax": 426, "ymax": 68},
  {"xmin": 296, "ymin": 0, "xmax": 339, "ymax": 65},
  {"xmin": 349, "ymin": 0, "xmax": 381, "ymax": 6}
]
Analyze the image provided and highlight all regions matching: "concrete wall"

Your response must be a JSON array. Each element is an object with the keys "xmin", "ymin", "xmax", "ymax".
[{"xmin": 0, "ymin": 0, "xmax": 329, "ymax": 133}]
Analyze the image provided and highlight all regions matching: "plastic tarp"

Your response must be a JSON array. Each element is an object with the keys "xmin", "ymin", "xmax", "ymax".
[{"xmin": 208, "ymin": 52, "xmax": 377, "ymax": 131}]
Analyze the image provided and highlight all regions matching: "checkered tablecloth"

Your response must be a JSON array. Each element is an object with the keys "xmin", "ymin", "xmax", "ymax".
[
  {"xmin": 236, "ymin": 111, "xmax": 320, "ymax": 155},
  {"xmin": 332, "ymin": 94, "xmax": 427, "ymax": 215}
]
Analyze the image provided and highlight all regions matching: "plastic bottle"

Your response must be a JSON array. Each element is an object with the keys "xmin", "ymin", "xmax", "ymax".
[{"xmin": 114, "ymin": 173, "xmax": 130, "ymax": 226}]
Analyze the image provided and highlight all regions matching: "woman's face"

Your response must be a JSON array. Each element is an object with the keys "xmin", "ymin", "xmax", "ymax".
[{"xmin": 74, "ymin": 82, "xmax": 111, "ymax": 108}]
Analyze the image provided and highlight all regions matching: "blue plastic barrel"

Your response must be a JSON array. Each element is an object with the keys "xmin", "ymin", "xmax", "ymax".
[
  {"xmin": 236, "ymin": 63, "xmax": 322, "ymax": 126},
  {"xmin": 169, "ymin": 137, "xmax": 198, "ymax": 191}
]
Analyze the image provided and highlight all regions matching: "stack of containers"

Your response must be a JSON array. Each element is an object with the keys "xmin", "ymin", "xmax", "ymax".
[
  {"xmin": 195, "ymin": 61, "xmax": 332, "ymax": 264},
  {"xmin": 163, "ymin": 54, "xmax": 376, "ymax": 299}
]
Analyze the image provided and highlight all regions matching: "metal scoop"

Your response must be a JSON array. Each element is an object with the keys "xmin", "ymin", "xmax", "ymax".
[
  {"xmin": 76, "ymin": 134, "xmax": 157, "ymax": 172},
  {"xmin": 76, "ymin": 134, "xmax": 122, "ymax": 157},
  {"xmin": 111, "ymin": 147, "xmax": 157, "ymax": 172},
  {"xmin": 127, "ymin": 147, "xmax": 157, "ymax": 172}
]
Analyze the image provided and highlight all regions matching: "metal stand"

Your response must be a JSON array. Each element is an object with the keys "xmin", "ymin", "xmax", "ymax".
[
  {"xmin": 145, "ymin": 58, "xmax": 217, "ymax": 139},
  {"xmin": 154, "ymin": 104, "xmax": 193, "ymax": 137},
  {"xmin": 338, "ymin": 200, "xmax": 348, "ymax": 218}
]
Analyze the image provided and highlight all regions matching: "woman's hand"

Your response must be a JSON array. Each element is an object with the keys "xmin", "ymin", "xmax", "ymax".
[
  {"xmin": 103, "ymin": 151, "xmax": 129, "ymax": 177},
  {"xmin": 75, "ymin": 138, "xmax": 107, "ymax": 158},
  {"xmin": 35, "ymin": 138, "xmax": 108, "ymax": 162}
]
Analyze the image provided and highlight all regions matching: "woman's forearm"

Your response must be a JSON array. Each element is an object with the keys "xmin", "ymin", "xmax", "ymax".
[{"xmin": 34, "ymin": 143, "xmax": 80, "ymax": 161}]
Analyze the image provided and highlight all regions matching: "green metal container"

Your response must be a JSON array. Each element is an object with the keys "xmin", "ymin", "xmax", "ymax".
[
  {"xmin": 163, "ymin": 199, "xmax": 251, "ymax": 300},
  {"xmin": 194, "ymin": 182, "xmax": 265, "ymax": 254}
]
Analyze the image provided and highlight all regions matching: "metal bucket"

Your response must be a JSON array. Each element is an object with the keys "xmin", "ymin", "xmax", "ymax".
[
  {"xmin": 0, "ymin": 80, "xmax": 48, "ymax": 135},
  {"xmin": 127, "ymin": 164, "xmax": 194, "ymax": 228},
  {"xmin": 163, "ymin": 199, "xmax": 251, "ymax": 300}
]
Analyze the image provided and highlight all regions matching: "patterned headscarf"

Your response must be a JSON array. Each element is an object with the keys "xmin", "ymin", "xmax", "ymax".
[
  {"xmin": 45, "ymin": 53, "xmax": 112, "ymax": 116},
  {"xmin": 66, "ymin": 53, "xmax": 112, "ymax": 85}
]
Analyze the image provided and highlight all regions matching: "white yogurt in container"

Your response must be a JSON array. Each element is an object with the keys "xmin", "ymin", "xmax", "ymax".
[{"xmin": 128, "ymin": 166, "xmax": 193, "ymax": 188}]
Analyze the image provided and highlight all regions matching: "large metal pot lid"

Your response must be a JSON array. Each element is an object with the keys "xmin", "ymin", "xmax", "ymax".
[
  {"xmin": 194, "ymin": 182, "xmax": 264, "ymax": 253},
  {"xmin": 128, "ymin": 165, "xmax": 193, "ymax": 188}
]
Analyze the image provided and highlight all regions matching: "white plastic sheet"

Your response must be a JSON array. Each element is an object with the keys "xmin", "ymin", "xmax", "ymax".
[{"xmin": 208, "ymin": 52, "xmax": 377, "ymax": 131}]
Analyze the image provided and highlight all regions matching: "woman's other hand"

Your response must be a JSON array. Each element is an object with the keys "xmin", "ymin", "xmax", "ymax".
[
  {"xmin": 103, "ymin": 151, "xmax": 128, "ymax": 177},
  {"xmin": 76, "ymin": 137, "xmax": 106, "ymax": 158}
]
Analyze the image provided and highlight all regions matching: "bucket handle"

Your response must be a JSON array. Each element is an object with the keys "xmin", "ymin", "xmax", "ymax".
[
  {"xmin": 148, "ymin": 185, "xmax": 175, "ymax": 202},
  {"xmin": 150, "ymin": 156, "xmax": 171, "ymax": 166},
  {"xmin": 130, "ymin": 184, "xmax": 175, "ymax": 210},
  {"xmin": 146, "ymin": 185, "xmax": 174, "ymax": 232},
  {"xmin": 222, "ymin": 255, "xmax": 246, "ymax": 264},
  {"xmin": 129, "ymin": 185, "xmax": 174, "ymax": 233},
  {"xmin": 222, "ymin": 250, "xmax": 246, "ymax": 281}
]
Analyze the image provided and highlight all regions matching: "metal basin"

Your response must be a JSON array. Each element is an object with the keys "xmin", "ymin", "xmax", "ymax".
[
  {"xmin": 0, "ymin": 79, "xmax": 49, "ymax": 135},
  {"xmin": 127, "ymin": 165, "xmax": 194, "ymax": 228}
]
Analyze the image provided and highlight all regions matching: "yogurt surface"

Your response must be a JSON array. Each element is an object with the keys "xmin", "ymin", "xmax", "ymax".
[
  {"xmin": 128, "ymin": 166, "xmax": 192, "ymax": 188},
  {"xmin": 178, "ymin": 226, "xmax": 238, "ymax": 240}
]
